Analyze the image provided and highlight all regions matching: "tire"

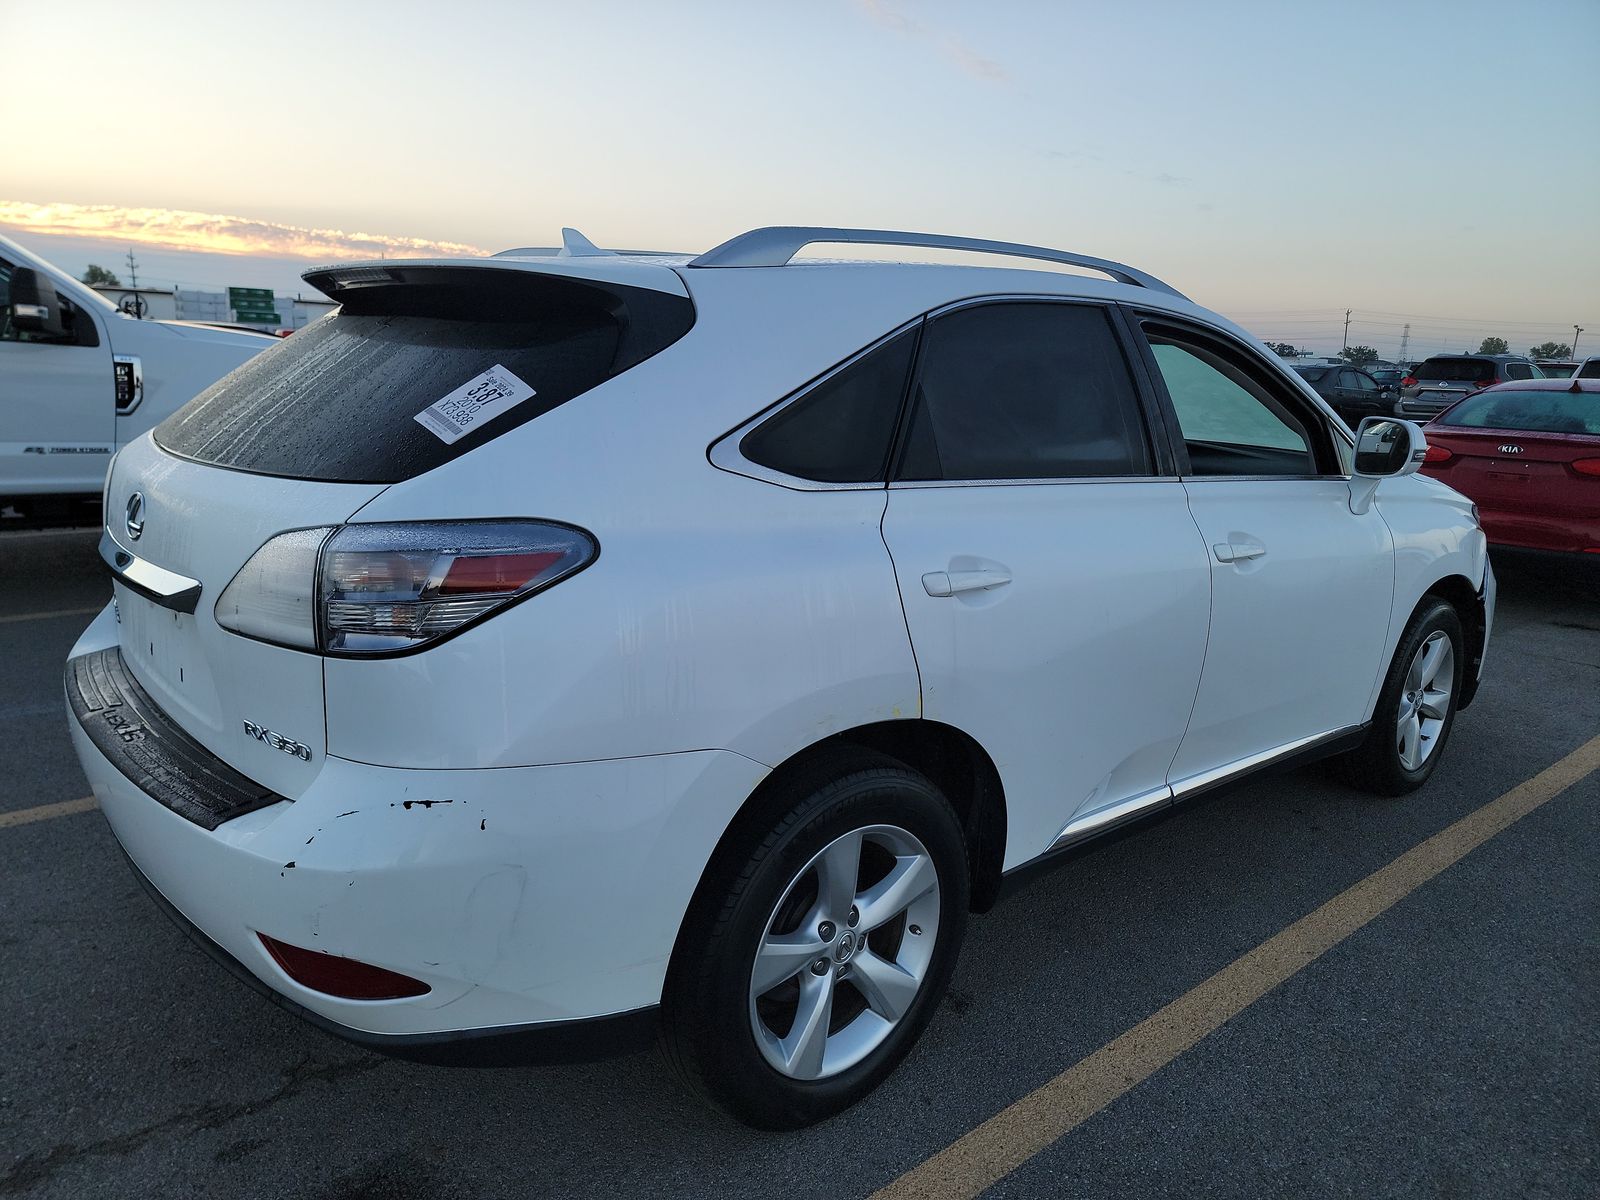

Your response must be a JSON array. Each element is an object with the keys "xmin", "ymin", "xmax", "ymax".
[
  {"xmin": 1334, "ymin": 597, "xmax": 1464, "ymax": 795},
  {"xmin": 661, "ymin": 750, "xmax": 969, "ymax": 1129}
]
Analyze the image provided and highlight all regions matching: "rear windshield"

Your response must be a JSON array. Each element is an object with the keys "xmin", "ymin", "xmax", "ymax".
[
  {"xmin": 156, "ymin": 267, "xmax": 694, "ymax": 483},
  {"xmin": 1436, "ymin": 390, "xmax": 1600, "ymax": 435},
  {"xmin": 1414, "ymin": 358, "xmax": 1494, "ymax": 383},
  {"xmin": 1292, "ymin": 366, "xmax": 1332, "ymax": 381}
]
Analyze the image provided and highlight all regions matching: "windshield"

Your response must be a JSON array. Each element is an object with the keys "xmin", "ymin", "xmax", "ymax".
[
  {"xmin": 1436, "ymin": 390, "xmax": 1600, "ymax": 435},
  {"xmin": 156, "ymin": 267, "xmax": 694, "ymax": 483},
  {"xmin": 1414, "ymin": 358, "xmax": 1494, "ymax": 383}
]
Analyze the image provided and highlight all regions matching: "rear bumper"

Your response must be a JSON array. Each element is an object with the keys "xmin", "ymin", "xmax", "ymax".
[{"xmin": 66, "ymin": 605, "xmax": 768, "ymax": 1052}]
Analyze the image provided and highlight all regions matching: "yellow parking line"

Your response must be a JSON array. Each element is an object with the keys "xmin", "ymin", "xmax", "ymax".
[
  {"xmin": 873, "ymin": 732, "xmax": 1600, "ymax": 1200},
  {"xmin": 0, "ymin": 604, "xmax": 105, "ymax": 625},
  {"xmin": 0, "ymin": 796, "xmax": 98, "ymax": 829}
]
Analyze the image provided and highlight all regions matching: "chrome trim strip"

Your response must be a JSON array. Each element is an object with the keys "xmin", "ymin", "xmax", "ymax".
[
  {"xmin": 1169, "ymin": 725, "xmax": 1363, "ymax": 801},
  {"xmin": 1046, "ymin": 784, "xmax": 1173, "ymax": 853},
  {"xmin": 99, "ymin": 528, "xmax": 202, "ymax": 614}
]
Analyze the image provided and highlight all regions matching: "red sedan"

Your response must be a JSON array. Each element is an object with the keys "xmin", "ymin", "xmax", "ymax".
[{"xmin": 1420, "ymin": 379, "xmax": 1600, "ymax": 556}]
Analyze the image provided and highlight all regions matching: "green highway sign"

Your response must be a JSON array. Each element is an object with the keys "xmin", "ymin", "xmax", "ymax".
[{"xmin": 227, "ymin": 286, "xmax": 275, "ymax": 304}]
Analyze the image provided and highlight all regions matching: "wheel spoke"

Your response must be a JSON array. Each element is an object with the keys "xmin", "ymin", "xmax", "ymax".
[
  {"xmin": 752, "ymin": 930, "xmax": 829, "ymax": 995},
  {"xmin": 1418, "ymin": 636, "xmax": 1448, "ymax": 687},
  {"xmin": 851, "ymin": 947, "xmax": 920, "ymax": 1022},
  {"xmin": 856, "ymin": 853, "xmax": 937, "ymax": 933},
  {"xmin": 1419, "ymin": 690, "xmax": 1449, "ymax": 721},
  {"xmin": 780, "ymin": 969, "xmax": 835, "ymax": 1079},
  {"xmin": 815, "ymin": 830, "xmax": 863, "ymax": 920},
  {"xmin": 1398, "ymin": 713, "xmax": 1421, "ymax": 769}
]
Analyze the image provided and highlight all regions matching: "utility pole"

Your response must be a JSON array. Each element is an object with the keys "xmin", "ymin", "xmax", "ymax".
[
  {"xmin": 1399, "ymin": 323, "xmax": 1410, "ymax": 364},
  {"xmin": 124, "ymin": 248, "xmax": 142, "ymax": 318},
  {"xmin": 1343, "ymin": 309, "xmax": 1352, "ymax": 350},
  {"xmin": 1575, "ymin": 325, "xmax": 1585, "ymax": 359}
]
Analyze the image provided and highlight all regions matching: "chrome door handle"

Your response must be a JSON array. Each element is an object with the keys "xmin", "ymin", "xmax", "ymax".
[
  {"xmin": 1212, "ymin": 540, "xmax": 1266, "ymax": 564},
  {"xmin": 922, "ymin": 568, "xmax": 1012, "ymax": 598}
]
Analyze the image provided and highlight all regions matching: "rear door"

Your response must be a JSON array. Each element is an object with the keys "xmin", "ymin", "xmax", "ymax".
[
  {"xmin": 880, "ymin": 301, "xmax": 1211, "ymax": 864},
  {"xmin": 1130, "ymin": 315, "xmax": 1394, "ymax": 791}
]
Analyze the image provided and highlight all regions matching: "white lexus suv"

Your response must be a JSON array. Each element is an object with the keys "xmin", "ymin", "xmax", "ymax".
[{"xmin": 66, "ymin": 227, "xmax": 1494, "ymax": 1129}]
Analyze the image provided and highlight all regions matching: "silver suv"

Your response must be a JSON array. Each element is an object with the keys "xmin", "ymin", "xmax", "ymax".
[{"xmin": 1399, "ymin": 354, "xmax": 1543, "ymax": 419}]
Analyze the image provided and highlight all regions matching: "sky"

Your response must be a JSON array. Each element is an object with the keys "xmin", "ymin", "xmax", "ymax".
[{"xmin": 2, "ymin": 0, "xmax": 1596, "ymax": 359}]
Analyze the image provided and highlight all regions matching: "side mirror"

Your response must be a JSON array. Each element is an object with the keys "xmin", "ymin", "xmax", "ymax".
[
  {"xmin": 7, "ymin": 267, "xmax": 66, "ymax": 336},
  {"xmin": 1354, "ymin": 417, "xmax": 1426, "ymax": 478}
]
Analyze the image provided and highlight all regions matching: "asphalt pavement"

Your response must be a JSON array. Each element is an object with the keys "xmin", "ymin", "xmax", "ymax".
[{"xmin": 1, "ymin": 529, "xmax": 1595, "ymax": 1199}]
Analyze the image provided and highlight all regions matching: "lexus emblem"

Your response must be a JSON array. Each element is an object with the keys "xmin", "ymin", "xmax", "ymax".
[
  {"xmin": 1497, "ymin": 444, "xmax": 1524, "ymax": 455},
  {"xmin": 124, "ymin": 492, "xmax": 145, "ymax": 540}
]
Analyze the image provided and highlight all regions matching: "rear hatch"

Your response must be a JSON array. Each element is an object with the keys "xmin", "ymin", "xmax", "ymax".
[
  {"xmin": 102, "ymin": 258, "xmax": 694, "ymax": 800},
  {"xmin": 1405, "ymin": 357, "xmax": 1495, "ymax": 413},
  {"xmin": 102, "ymin": 435, "xmax": 381, "ymax": 799}
]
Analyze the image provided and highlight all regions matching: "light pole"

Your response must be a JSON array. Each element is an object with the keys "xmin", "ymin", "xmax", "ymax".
[{"xmin": 1575, "ymin": 325, "xmax": 1585, "ymax": 359}]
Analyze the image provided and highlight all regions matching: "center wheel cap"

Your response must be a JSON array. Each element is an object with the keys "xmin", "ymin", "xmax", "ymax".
[{"xmin": 833, "ymin": 930, "xmax": 858, "ymax": 964}]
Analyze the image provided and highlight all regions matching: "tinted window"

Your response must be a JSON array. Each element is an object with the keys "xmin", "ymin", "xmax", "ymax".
[
  {"xmin": 1436, "ymin": 390, "xmax": 1600, "ymax": 435},
  {"xmin": 1294, "ymin": 366, "xmax": 1332, "ymax": 382},
  {"xmin": 1145, "ymin": 327, "xmax": 1317, "ymax": 476},
  {"xmin": 1415, "ymin": 357, "xmax": 1494, "ymax": 382},
  {"xmin": 1504, "ymin": 362, "xmax": 1534, "ymax": 380},
  {"xmin": 1580, "ymin": 361, "xmax": 1600, "ymax": 379},
  {"xmin": 0, "ymin": 254, "xmax": 100, "ymax": 347},
  {"xmin": 896, "ymin": 303, "xmax": 1150, "ymax": 481},
  {"xmin": 156, "ymin": 268, "xmax": 694, "ymax": 483},
  {"xmin": 740, "ymin": 327, "xmax": 916, "ymax": 483}
]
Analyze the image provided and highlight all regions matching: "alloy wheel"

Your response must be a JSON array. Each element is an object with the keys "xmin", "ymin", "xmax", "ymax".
[
  {"xmin": 748, "ymin": 824, "xmax": 941, "ymax": 1080},
  {"xmin": 1397, "ymin": 630, "xmax": 1454, "ymax": 771}
]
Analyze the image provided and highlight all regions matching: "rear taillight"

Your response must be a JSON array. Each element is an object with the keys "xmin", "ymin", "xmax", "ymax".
[
  {"xmin": 216, "ymin": 520, "xmax": 596, "ymax": 655},
  {"xmin": 258, "ymin": 933, "xmax": 430, "ymax": 999},
  {"xmin": 1476, "ymin": 378, "xmax": 1495, "ymax": 390},
  {"xmin": 1423, "ymin": 445, "xmax": 1454, "ymax": 463},
  {"xmin": 1572, "ymin": 458, "xmax": 1600, "ymax": 477},
  {"xmin": 1401, "ymin": 376, "xmax": 1417, "ymax": 387}
]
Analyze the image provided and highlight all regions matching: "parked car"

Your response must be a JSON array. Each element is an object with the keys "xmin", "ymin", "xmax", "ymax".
[
  {"xmin": 1421, "ymin": 379, "xmax": 1600, "ymax": 556},
  {"xmin": 67, "ymin": 226, "xmax": 1495, "ymax": 1129},
  {"xmin": 1367, "ymin": 367, "xmax": 1405, "ymax": 390},
  {"xmin": 1292, "ymin": 363, "xmax": 1396, "ymax": 426},
  {"xmin": 1535, "ymin": 361, "xmax": 1578, "ymax": 379},
  {"xmin": 1577, "ymin": 357, "xmax": 1600, "ymax": 379},
  {"xmin": 0, "ymin": 234, "xmax": 273, "ymax": 525},
  {"xmin": 1399, "ymin": 353, "xmax": 1544, "ymax": 420}
]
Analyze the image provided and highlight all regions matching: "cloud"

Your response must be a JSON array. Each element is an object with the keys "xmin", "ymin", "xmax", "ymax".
[
  {"xmin": 0, "ymin": 201, "xmax": 488, "ymax": 261},
  {"xmin": 856, "ymin": 0, "xmax": 1012, "ymax": 84}
]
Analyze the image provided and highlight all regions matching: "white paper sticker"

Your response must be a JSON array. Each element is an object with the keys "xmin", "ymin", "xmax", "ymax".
[{"xmin": 414, "ymin": 365, "xmax": 537, "ymax": 445}]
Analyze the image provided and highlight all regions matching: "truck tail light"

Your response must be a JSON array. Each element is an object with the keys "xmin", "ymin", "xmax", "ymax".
[
  {"xmin": 216, "ymin": 520, "xmax": 596, "ymax": 655},
  {"xmin": 1423, "ymin": 445, "xmax": 1454, "ymax": 464},
  {"xmin": 1572, "ymin": 457, "xmax": 1600, "ymax": 477}
]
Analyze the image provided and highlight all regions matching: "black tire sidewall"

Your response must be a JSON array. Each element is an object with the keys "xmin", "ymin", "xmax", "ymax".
[{"xmin": 667, "ymin": 765, "xmax": 968, "ymax": 1129}]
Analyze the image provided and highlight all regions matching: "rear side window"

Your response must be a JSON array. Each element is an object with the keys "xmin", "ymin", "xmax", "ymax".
[
  {"xmin": 156, "ymin": 268, "xmax": 694, "ymax": 483},
  {"xmin": 896, "ymin": 303, "xmax": 1151, "ymax": 481},
  {"xmin": 1504, "ymin": 362, "xmax": 1536, "ymax": 380},
  {"xmin": 739, "ymin": 326, "xmax": 917, "ymax": 483},
  {"xmin": 1580, "ymin": 360, "xmax": 1600, "ymax": 379},
  {"xmin": 1437, "ymin": 390, "xmax": 1600, "ymax": 435},
  {"xmin": 1415, "ymin": 357, "xmax": 1494, "ymax": 383}
]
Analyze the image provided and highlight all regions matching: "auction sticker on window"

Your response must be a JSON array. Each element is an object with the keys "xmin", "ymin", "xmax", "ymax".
[{"xmin": 414, "ymin": 365, "xmax": 537, "ymax": 445}]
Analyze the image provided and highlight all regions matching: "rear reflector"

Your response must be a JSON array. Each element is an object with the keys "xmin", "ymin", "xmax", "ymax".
[
  {"xmin": 1423, "ymin": 445, "xmax": 1454, "ymax": 463},
  {"xmin": 1572, "ymin": 458, "xmax": 1600, "ymax": 477},
  {"xmin": 258, "ymin": 933, "xmax": 430, "ymax": 1000}
]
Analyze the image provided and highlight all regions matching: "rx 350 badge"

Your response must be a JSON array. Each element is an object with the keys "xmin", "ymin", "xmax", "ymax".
[{"xmin": 242, "ymin": 720, "xmax": 313, "ymax": 761}]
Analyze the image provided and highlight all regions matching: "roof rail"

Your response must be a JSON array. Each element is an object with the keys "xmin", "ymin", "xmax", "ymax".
[{"xmin": 686, "ymin": 226, "xmax": 1187, "ymax": 299}]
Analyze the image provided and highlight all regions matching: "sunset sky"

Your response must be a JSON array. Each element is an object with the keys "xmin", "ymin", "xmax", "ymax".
[{"xmin": 3, "ymin": 0, "xmax": 1595, "ymax": 358}]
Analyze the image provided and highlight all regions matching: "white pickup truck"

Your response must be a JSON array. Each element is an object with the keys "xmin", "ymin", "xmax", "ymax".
[{"xmin": 1, "ymin": 234, "xmax": 273, "ymax": 524}]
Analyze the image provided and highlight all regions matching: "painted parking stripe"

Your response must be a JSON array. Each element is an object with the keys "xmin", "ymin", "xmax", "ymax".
[
  {"xmin": 0, "ymin": 604, "xmax": 105, "ymax": 625},
  {"xmin": 873, "ymin": 732, "xmax": 1600, "ymax": 1200},
  {"xmin": 0, "ymin": 796, "xmax": 98, "ymax": 829}
]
